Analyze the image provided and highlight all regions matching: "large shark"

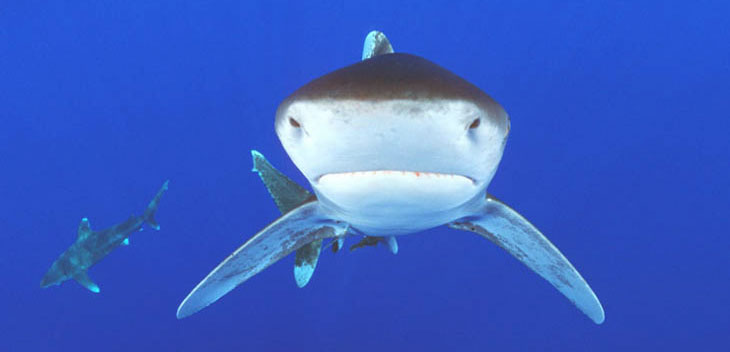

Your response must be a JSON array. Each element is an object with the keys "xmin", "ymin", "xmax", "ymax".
[
  {"xmin": 177, "ymin": 31, "xmax": 605, "ymax": 324},
  {"xmin": 41, "ymin": 180, "xmax": 169, "ymax": 292}
]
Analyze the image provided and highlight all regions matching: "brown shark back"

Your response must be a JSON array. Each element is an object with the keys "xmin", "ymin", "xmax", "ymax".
[{"xmin": 278, "ymin": 53, "xmax": 506, "ymax": 126}]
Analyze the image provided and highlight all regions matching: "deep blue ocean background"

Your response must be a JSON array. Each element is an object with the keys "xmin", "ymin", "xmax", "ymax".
[{"xmin": 2, "ymin": 1, "xmax": 729, "ymax": 351}]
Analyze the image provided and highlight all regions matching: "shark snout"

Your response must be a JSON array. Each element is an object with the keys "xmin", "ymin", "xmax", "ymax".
[
  {"xmin": 40, "ymin": 261, "xmax": 66, "ymax": 288},
  {"xmin": 40, "ymin": 271, "xmax": 56, "ymax": 288}
]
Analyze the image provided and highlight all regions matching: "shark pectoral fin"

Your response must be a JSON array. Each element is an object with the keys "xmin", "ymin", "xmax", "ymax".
[
  {"xmin": 449, "ymin": 195, "xmax": 605, "ymax": 324},
  {"xmin": 176, "ymin": 200, "xmax": 345, "ymax": 319},
  {"xmin": 385, "ymin": 236, "xmax": 398, "ymax": 255},
  {"xmin": 362, "ymin": 30, "xmax": 394, "ymax": 60},
  {"xmin": 294, "ymin": 238, "xmax": 324, "ymax": 288},
  {"xmin": 77, "ymin": 218, "xmax": 92, "ymax": 241},
  {"xmin": 74, "ymin": 271, "xmax": 100, "ymax": 293},
  {"xmin": 122, "ymin": 238, "xmax": 129, "ymax": 246},
  {"xmin": 251, "ymin": 150, "xmax": 323, "ymax": 288}
]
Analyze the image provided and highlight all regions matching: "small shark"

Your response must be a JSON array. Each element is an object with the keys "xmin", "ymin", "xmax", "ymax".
[
  {"xmin": 41, "ymin": 180, "xmax": 169, "ymax": 292},
  {"xmin": 177, "ymin": 31, "xmax": 605, "ymax": 324}
]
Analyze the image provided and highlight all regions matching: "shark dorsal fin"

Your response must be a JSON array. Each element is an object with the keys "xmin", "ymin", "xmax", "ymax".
[
  {"xmin": 77, "ymin": 217, "xmax": 92, "ymax": 241},
  {"xmin": 362, "ymin": 30, "xmax": 394, "ymax": 60}
]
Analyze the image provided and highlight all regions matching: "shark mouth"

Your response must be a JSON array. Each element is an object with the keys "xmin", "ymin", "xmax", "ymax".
[
  {"xmin": 317, "ymin": 170, "xmax": 476, "ymax": 185},
  {"xmin": 313, "ymin": 169, "xmax": 481, "ymax": 234}
]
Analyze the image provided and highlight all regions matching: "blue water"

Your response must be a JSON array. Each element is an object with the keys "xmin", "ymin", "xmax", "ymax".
[{"xmin": 2, "ymin": 1, "xmax": 728, "ymax": 351}]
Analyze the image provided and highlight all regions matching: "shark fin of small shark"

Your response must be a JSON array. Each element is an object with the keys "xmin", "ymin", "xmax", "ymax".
[
  {"xmin": 449, "ymin": 194, "xmax": 605, "ymax": 324},
  {"xmin": 77, "ymin": 217, "xmax": 92, "ymax": 241},
  {"xmin": 251, "ymin": 150, "xmax": 322, "ymax": 288},
  {"xmin": 122, "ymin": 238, "xmax": 129, "ymax": 246},
  {"xmin": 74, "ymin": 271, "xmax": 100, "ymax": 293},
  {"xmin": 362, "ymin": 30, "xmax": 394, "ymax": 60},
  {"xmin": 144, "ymin": 180, "xmax": 169, "ymax": 230},
  {"xmin": 176, "ymin": 200, "xmax": 347, "ymax": 319}
]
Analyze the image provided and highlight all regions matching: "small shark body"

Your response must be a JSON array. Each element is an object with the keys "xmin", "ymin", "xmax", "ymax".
[
  {"xmin": 177, "ymin": 32, "xmax": 605, "ymax": 324},
  {"xmin": 41, "ymin": 181, "xmax": 169, "ymax": 292}
]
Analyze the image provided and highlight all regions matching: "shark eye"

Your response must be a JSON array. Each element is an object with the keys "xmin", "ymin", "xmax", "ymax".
[
  {"xmin": 289, "ymin": 117, "xmax": 301, "ymax": 128},
  {"xmin": 469, "ymin": 118, "xmax": 481, "ymax": 129}
]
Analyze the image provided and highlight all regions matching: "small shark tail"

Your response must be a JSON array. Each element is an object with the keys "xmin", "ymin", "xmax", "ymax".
[{"xmin": 144, "ymin": 180, "xmax": 169, "ymax": 230}]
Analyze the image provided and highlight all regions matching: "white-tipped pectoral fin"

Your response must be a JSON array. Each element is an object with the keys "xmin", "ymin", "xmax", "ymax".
[
  {"xmin": 74, "ymin": 271, "xmax": 100, "ymax": 293},
  {"xmin": 176, "ymin": 200, "xmax": 345, "ymax": 319},
  {"xmin": 449, "ymin": 195, "xmax": 605, "ymax": 324}
]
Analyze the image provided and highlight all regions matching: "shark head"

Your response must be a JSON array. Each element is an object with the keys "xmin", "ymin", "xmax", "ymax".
[
  {"xmin": 40, "ymin": 258, "xmax": 70, "ymax": 288},
  {"xmin": 275, "ymin": 53, "xmax": 510, "ymax": 234}
]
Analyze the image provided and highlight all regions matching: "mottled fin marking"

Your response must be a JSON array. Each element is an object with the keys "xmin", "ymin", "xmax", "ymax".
[
  {"xmin": 251, "ymin": 150, "xmax": 323, "ymax": 287},
  {"xmin": 74, "ymin": 271, "xmax": 100, "ymax": 293},
  {"xmin": 176, "ymin": 201, "xmax": 346, "ymax": 319},
  {"xmin": 349, "ymin": 236, "xmax": 399, "ymax": 254},
  {"xmin": 251, "ymin": 150, "xmax": 312, "ymax": 213},
  {"xmin": 144, "ymin": 180, "xmax": 169, "ymax": 230},
  {"xmin": 77, "ymin": 218, "xmax": 92, "ymax": 241},
  {"xmin": 294, "ymin": 238, "xmax": 324, "ymax": 287},
  {"xmin": 362, "ymin": 30, "xmax": 394, "ymax": 60},
  {"xmin": 449, "ymin": 194, "xmax": 605, "ymax": 324}
]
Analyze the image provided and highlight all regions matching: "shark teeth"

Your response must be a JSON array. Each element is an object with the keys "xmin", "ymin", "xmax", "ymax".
[{"xmin": 317, "ymin": 170, "xmax": 475, "ymax": 184}]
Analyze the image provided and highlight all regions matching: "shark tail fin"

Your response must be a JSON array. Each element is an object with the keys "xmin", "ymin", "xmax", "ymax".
[{"xmin": 144, "ymin": 180, "xmax": 169, "ymax": 230}]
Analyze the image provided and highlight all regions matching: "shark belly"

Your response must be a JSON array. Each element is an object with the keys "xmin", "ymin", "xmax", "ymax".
[{"xmin": 313, "ymin": 171, "xmax": 483, "ymax": 235}]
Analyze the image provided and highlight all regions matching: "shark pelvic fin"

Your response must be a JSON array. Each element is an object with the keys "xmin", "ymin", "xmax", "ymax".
[
  {"xmin": 144, "ymin": 180, "xmax": 169, "ymax": 230},
  {"xmin": 385, "ymin": 236, "xmax": 398, "ymax": 255},
  {"xmin": 176, "ymin": 200, "xmax": 346, "ymax": 319},
  {"xmin": 74, "ymin": 271, "xmax": 100, "ymax": 293},
  {"xmin": 449, "ymin": 194, "xmax": 605, "ymax": 324},
  {"xmin": 251, "ymin": 150, "xmax": 323, "ymax": 288},
  {"xmin": 77, "ymin": 217, "xmax": 92, "ymax": 241},
  {"xmin": 362, "ymin": 30, "xmax": 394, "ymax": 60},
  {"xmin": 333, "ymin": 236, "xmax": 345, "ymax": 253},
  {"xmin": 294, "ymin": 238, "xmax": 324, "ymax": 288}
]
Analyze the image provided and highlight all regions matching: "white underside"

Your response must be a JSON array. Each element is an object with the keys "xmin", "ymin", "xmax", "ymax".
[{"xmin": 314, "ymin": 171, "xmax": 482, "ymax": 235}]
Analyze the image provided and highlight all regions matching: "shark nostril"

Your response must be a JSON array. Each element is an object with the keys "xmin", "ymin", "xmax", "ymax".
[
  {"xmin": 289, "ymin": 117, "xmax": 301, "ymax": 128},
  {"xmin": 469, "ymin": 118, "xmax": 480, "ymax": 129}
]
